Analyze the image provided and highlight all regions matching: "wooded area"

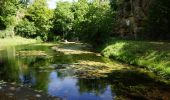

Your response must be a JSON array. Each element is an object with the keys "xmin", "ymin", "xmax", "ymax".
[{"xmin": 1, "ymin": 0, "xmax": 169, "ymax": 43}]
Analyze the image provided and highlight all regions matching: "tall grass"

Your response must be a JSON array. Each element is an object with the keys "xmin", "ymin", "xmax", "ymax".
[{"xmin": 101, "ymin": 39, "xmax": 170, "ymax": 79}]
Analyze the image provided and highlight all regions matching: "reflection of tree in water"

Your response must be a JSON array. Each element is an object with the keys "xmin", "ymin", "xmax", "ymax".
[
  {"xmin": 18, "ymin": 56, "xmax": 50, "ymax": 90},
  {"xmin": 52, "ymin": 52, "xmax": 75, "ymax": 64},
  {"xmin": 17, "ymin": 56, "xmax": 41, "ymax": 85},
  {"xmin": 31, "ymin": 71, "xmax": 49, "ymax": 91},
  {"xmin": 19, "ymin": 56, "xmax": 51, "ymax": 68},
  {"xmin": 0, "ymin": 58, "xmax": 19, "ymax": 82},
  {"xmin": 0, "ymin": 47, "xmax": 19, "ymax": 82},
  {"xmin": 32, "ymin": 56, "xmax": 52, "ymax": 67},
  {"xmin": 19, "ymin": 65, "xmax": 36, "ymax": 85},
  {"xmin": 76, "ymin": 78, "xmax": 109, "ymax": 95},
  {"xmin": 107, "ymin": 69, "xmax": 170, "ymax": 99}
]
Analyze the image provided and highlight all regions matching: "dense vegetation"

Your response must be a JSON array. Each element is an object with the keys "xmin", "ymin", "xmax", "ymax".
[
  {"xmin": 0, "ymin": 0, "xmax": 19, "ymax": 38},
  {"xmin": 0, "ymin": 0, "xmax": 116, "ymax": 45},
  {"xmin": 1, "ymin": 0, "xmax": 169, "ymax": 42},
  {"xmin": 52, "ymin": 0, "xmax": 116, "ymax": 46},
  {"xmin": 101, "ymin": 39, "xmax": 170, "ymax": 79}
]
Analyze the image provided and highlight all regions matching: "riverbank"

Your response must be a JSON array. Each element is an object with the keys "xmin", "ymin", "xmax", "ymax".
[
  {"xmin": 0, "ymin": 81, "xmax": 60, "ymax": 100},
  {"xmin": 101, "ymin": 39, "xmax": 170, "ymax": 79},
  {"xmin": 0, "ymin": 36, "xmax": 38, "ymax": 48}
]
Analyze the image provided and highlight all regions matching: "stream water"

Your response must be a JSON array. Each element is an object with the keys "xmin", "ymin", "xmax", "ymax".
[{"xmin": 0, "ymin": 43, "xmax": 170, "ymax": 100}]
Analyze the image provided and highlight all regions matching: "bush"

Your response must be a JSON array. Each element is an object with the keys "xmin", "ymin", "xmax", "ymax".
[
  {"xmin": 47, "ymin": 33, "xmax": 61, "ymax": 42},
  {"xmin": 0, "ymin": 30, "xmax": 14, "ymax": 38},
  {"xmin": 0, "ymin": 31, "xmax": 5, "ymax": 38},
  {"xmin": 14, "ymin": 19, "xmax": 37, "ymax": 38}
]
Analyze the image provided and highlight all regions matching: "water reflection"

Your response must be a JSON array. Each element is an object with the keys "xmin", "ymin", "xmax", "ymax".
[
  {"xmin": 0, "ymin": 45, "xmax": 114, "ymax": 100},
  {"xmin": 0, "ymin": 47, "xmax": 19, "ymax": 82},
  {"xmin": 19, "ymin": 67, "xmax": 36, "ymax": 85},
  {"xmin": 1, "ymin": 44, "xmax": 170, "ymax": 100},
  {"xmin": 48, "ymin": 71, "xmax": 113, "ymax": 100}
]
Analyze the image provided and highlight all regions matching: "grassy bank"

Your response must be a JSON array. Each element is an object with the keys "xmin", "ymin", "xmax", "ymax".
[
  {"xmin": 0, "ymin": 36, "xmax": 38, "ymax": 48},
  {"xmin": 101, "ymin": 39, "xmax": 170, "ymax": 79}
]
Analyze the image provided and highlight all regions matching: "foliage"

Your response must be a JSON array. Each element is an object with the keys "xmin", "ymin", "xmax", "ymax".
[
  {"xmin": 102, "ymin": 39, "xmax": 170, "ymax": 79},
  {"xmin": 72, "ymin": 0, "xmax": 89, "ymax": 37},
  {"xmin": 0, "ymin": 0, "xmax": 19, "ymax": 17},
  {"xmin": 0, "ymin": 15, "xmax": 17, "ymax": 38},
  {"xmin": 0, "ymin": 0, "xmax": 19, "ymax": 28},
  {"xmin": 0, "ymin": 16, "xmax": 6, "ymax": 30},
  {"xmin": 52, "ymin": 2, "xmax": 74, "ymax": 39},
  {"xmin": 14, "ymin": 19, "xmax": 37, "ymax": 38},
  {"xmin": 0, "ymin": 0, "xmax": 20, "ymax": 38},
  {"xmin": 52, "ymin": 0, "xmax": 116, "ymax": 46},
  {"xmin": 26, "ymin": 0, "xmax": 53, "ymax": 41},
  {"xmin": 79, "ymin": 0, "xmax": 116, "ymax": 47},
  {"xmin": 109, "ymin": 0, "xmax": 119, "ymax": 11},
  {"xmin": 0, "ymin": 29, "xmax": 15, "ymax": 38},
  {"xmin": 144, "ymin": 0, "xmax": 170, "ymax": 40}
]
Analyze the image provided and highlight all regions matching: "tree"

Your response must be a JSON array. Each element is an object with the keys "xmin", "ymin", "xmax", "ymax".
[
  {"xmin": 0, "ymin": 0, "xmax": 20, "ymax": 37},
  {"xmin": 14, "ymin": 19, "xmax": 37, "ymax": 38},
  {"xmin": 72, "ymin": 0, "xmax": 89, "ymax": 38},
  {"xmin": 0, "ymin": 0, "xmax": 19, "ymax": 28},
  {"xmin": 79, "ymin": 0, "xmax": 116, "ymax": 47},
  {"xmin": 26, "ymin": 0, "xmax": 53, "ymax": 41},
  {"xmin": 53, "ymin": 2, "xmax": 74, "ymax": 39},
  {"xmin": 52, "ymin": 0, "xmax": 116, "ymax": 44}
]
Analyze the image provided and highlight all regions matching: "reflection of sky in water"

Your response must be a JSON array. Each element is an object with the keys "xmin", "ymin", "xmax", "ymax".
[
  {"xmin": 0, "ymin": 46, "xmax": 115, "ymax": 100},
  {"xmin": 48, "ymin": 71, "xmax": 114, "ymax": 100},
  {"xmin": 19, "ymin": 69, "xmax": 36, "ymax": 85}
]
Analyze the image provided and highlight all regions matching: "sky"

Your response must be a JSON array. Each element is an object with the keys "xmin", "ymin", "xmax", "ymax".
[
  {"xmin": 47, "ymin": 0, "xmax": 57, "ymax": 9},
  {"xmin": 47, "ymin": 0, "xmax": 75, "ymax": 9}
]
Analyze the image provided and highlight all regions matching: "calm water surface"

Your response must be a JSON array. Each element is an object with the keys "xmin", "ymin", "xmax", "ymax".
[
  {"xmin": 1, "ymin": 43, "xmax": 170, "ymax": 100},
  {"xmin": 0, "ymin": 44, "xmax": 115, "ymax": 100}
]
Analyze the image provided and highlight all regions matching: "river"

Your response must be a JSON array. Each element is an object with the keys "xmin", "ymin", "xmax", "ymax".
[{"xmin": 0, "ymin": 43, "xmax": 170, "ymax": 100}]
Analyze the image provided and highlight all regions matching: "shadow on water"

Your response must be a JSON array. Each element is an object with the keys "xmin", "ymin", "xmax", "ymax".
[
  {"xmin": 107, "ymin": 68, "xmax": 170, "ymax": 100},
  {"xmin": 0, "ymin": 43, "xmax": 170, "ymax": 100}
]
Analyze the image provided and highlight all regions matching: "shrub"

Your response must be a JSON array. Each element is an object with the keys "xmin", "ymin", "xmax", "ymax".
[
  {"xmin": 14, "ymin": 19, "xmax": 37, "ymax": 38},
  {"xmin": 0, "ymin": 30, "xmax": 14, "ymax": 38}
]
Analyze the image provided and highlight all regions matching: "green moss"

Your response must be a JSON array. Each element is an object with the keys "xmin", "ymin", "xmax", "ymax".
[{"xmin": 101, "ymin": 39, "xmax": 170, "ymax": 79}]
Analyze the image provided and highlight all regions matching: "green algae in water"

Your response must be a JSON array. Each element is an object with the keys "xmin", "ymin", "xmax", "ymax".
[{"xmin": 0, "ymin": 43, "xmax": 170, "ymax": 100}]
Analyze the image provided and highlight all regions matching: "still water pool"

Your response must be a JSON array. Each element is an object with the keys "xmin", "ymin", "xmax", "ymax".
[{"xmin": 0, "ymin": 43, "xmax": 170, "ymax": 100}]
